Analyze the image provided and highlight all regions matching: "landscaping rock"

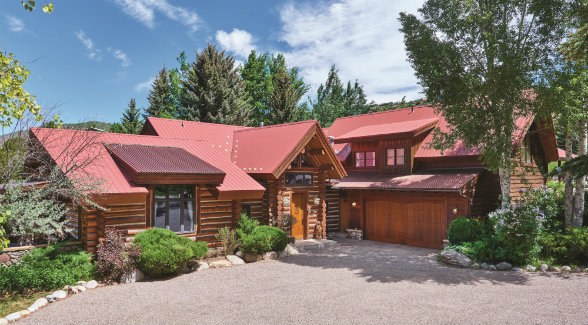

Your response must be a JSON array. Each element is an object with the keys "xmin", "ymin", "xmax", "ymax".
[
  {"xmin": 539, "ymin": 264, "xmax": 548, "ymax": 272},
  {"xmin": 52, "ymin": 290, "xmax": 67, "ymax": 299},
  {"xmin": 512, "ymin": 267, "xmax": 523, "ymax": 272},
  {"xmin": 84, "ymin": 280, "xmax": 98, "ymax": 289},
  {"xmin": 5, "ymin": 312, "xmax": 21, "ymax": 322},
  {"xmin": 243, "ymin": 253, "xmax": 262, "ymax": 263},
  {"xmin": 121, "ymin": 269, "xmax": 145, "ymax": 283},
  {"xmin": 481, "ymin": 263, "xmax": 489, "ymax": 270},
  {"xmin": 0, "ymin": 253, "xmax": 9, "ymax": 263},
  {"xmin": 18, "ymin": 310, "xmax": 30, "ymax": 317},
  {"xmin": 562, "ymin": 265, "xmax": 572, "ymax": 272},
  {"xmin": 34, "ymin": 298, "xmax": 48, "ymax": 307},
  {"xmin": 27, "ymin": 303, "xmax": 39, "ymax": 312},
  {"xmin": 226, "ymin": 255, "xmax": 245, "ymax": 265},
  {"xmin": 496, "ymin": 262, "xmax": 513, "ymax": 271},
  {"xmin": 209, "ymin": 259, "xmax": 232, "ymax": 268},
  {"xmin": 77, "ymin": 286, "xmax": 86, "ymax": 292},
  {"xmin": 45, "ymin": 295, "xmax": 55, "ymax": 303},
  {"xmin": 262, "ymin": 251, "xmax": 277, "ymax": 260},
  {"xmin": 68, "ymin": 286, "xmax": 79, "ymax": 294},
  {"xmin": 0, "ymin": 318, "xmax": 8, "ymax": 325},
  {"xmin": 470, "ymin": 263, "xmax": 481, "ymax": 269},
  {"xmin": 439, "ymin": 249, "xmax": 472, "ymax": 268},
  {"xmin": 77, "ymin": 280, "xmax": 87, "ymax": 286},
  {"xmin": 548, "ymin": 266, "xmax": 561, "ymax": 272},
  {"xmin": 195, "ymin": 262, "xmax": 209, "ymax": 272},
  {"xmin": 525, "ymin": 265, "xmax": 536, "ymax": 272},
  {"xmin": 489, "ymin": 265, "xmax": 497, "ymax": 271},
  {"xmin": 284, "ymin": 244, "xmax": 300, "ymax": 256},
  {"xmin": 235, "ymin": 250, "xmax": 244, "ymax": 258},
  {"xmin": 573, "ymin": 267, "xmax": 583, "ymax": 273}
]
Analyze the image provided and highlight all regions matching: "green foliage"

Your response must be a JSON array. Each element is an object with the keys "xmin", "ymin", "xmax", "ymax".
[
  {"xmin": 236, "ymin": 213, "xmax": 259, "ymax": 240},
  {"xmin": 519, "ymin": 183, "xmax": 565, "ymax": 231},
  {"xmin": 146, "ymin": 67, "xmax": 177, "ymax": 119},
  {"xmin": 0, "ymin": 244, "xmax": 94, "ymax": 293},
  {"xmin": 112, "ymin": 98, "xmax": 143, "ymax": 134},
  {"xmin": 180, "ymin": 44, "xmax": 253, "ymax": 126},
  {"xmin": 540, "ymin": 227, "xmax": 588, "ymax": 266},
  {"xmin": 133, "ymin": 228, "xmax": 207, "ymax": 277},
  {"xmin": 240, "ymin": 225, "xmax": 288, "ymax": 254},
  {"xmin": 311, "ymin": 65, "xmax": 370, "ymax": 127},
  {"xmin": 21, "ymin": 1, "xmax": 54, "ymax": 13},
  {"xmin": 551, "ymin": 154, "xmax": 588, "ymax": 178},
  {"xmin": 215, "ymin": 226, "xmax": 240, "ymax": 255},
  {"xmin": 447, "ymin": 217, "xmax": 483, "ymax": 245},
  {"xmin": 0, "ymin": 209, "xmax": 11, "ymax": 251}
]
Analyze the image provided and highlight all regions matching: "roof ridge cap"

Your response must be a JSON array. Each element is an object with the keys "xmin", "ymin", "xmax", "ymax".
[
  {"xmin": 233, "ymin": 120, "xmax": 317, "ymax": 133},
  {"xmin": 332, "ymin": 105, "xmax": 436, "ymax": 122}
]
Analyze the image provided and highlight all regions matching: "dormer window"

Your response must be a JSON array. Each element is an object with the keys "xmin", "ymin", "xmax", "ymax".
[
  {"xmin": 355, "ymin": 151, "xmax": 375, "ymax": 167},
  {"xmin": 521, "ymin": 136, "xmax": 532, "ymax": 164},
  {"xmin": 386, "ymin": 148, "xmax": 405, "ymax": 166}
]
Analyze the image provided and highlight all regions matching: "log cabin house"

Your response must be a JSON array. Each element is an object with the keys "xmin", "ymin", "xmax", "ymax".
[{"xmin": 323, "ymin": 105, "xmax": 559, "ymax": 248}]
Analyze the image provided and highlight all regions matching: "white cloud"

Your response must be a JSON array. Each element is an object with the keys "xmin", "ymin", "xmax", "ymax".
[
  {"xmin": 215, "ymin": 28, "xmax": 256, "ymax": 58},
  {"xmin": 6, "ymin": 15, "xmax": 24, "ymax": 32},
  {"xmin": 134, "ymin": 76, "xmax": 155, "ymax": 92},
  {"xmin": 113, "ymin": 0, "xmax": 200, "ymax": 32},
  {"xmin": 108, "ymin": 47, "xmax": 131, "ymax": 67},
  {"xmin": 75, "ymin": 30, "xmax": 102, "ymax": 61},
  {"xmin": 278, "ymin": 0, "xmax": 425, "ymax": 103}
]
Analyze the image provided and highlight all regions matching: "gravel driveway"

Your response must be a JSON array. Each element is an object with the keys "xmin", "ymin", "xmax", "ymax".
[{"xmin": 20, "ymin": 239, "xmax": 588, "ymax": 325}]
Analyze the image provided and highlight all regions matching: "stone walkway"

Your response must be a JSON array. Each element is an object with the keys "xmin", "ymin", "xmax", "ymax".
[{"xmin": 19, "ymin": 239, "xmax": 588, "ymax": 325}]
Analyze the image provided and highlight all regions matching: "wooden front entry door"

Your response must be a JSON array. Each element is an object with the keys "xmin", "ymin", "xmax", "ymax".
[{"xmin": 291, "ymin": 193, "xmax": 307, "ymax": 239}]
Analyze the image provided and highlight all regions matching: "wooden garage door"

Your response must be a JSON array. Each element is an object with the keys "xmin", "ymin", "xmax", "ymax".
[{"xmin": 365, "ymin": 198, "xmax": 446, "ymax": 248}]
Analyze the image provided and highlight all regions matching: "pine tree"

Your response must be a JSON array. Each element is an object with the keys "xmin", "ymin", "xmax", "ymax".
[
  {"xmin": 267, "ymin": 67, "xmax": 307, "ymax": 125},
  {"xmin": 146, "ymin": 67, "xmax": 175, "ymax": 118},
  {"xmin": 181, "ymin": 44, "xmax": 252, "ymax": 126},
  {"xmin": 241, "ymin": 50, "xmax": 271, "ymax": 125},
  {"xmin": 118, "ymin": 98, "xmax": 143, "ymax": 134}
]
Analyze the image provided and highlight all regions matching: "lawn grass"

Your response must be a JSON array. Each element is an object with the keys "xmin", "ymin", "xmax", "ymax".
[{"xmin": 0, "ymin": 291, "xmax": 51, "ymax": 317}]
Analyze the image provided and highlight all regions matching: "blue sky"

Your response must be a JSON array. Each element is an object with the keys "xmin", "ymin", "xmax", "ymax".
[{"xmin": 1, "ymin": 0, "xmax": 424, "ymax": 124}]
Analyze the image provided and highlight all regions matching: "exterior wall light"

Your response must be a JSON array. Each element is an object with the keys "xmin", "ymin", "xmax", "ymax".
[
  {"xmin": 452, "ymin": 207, "xmax": 458, "ymax": 215},
  {"xmin": 351, "ymin": 201, "xmax": 357, "ymax": 208}
]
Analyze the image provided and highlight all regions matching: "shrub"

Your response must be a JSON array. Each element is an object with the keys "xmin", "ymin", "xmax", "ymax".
[
  {"xmin": 448, "ymin": 217, "xmax": 483, "ymax": 245},
  {"xmin": 0, "ymin": 208, "xmax": 10, "ymax": 251},
  {"xmin": 215, "ymin": 227, "xmax": 240, "ymax": 255},
  {"xmin": 0, "ymin": 244, "xmax": 95, "ymax": 293},
  {"xmin": 540, "ymin": 227, "xmax": 588, "ymax": 266},
  {"xmin": 96, "ymin": 228, "xmax": 141, "ymax": 282},
  {"xmin": 236, "ymin": 213, "xmax": 259, "ymax": 240},
  {"xmin": 240, "ymin": 226, "xmax": 288, "ymax": 254},
  {"xmin": 133, "ymin": 228, "xmax": 208, "ymax": 278},
  {"xmin": 519, "ymin": 183, "xmax": 564, "ymax": 231}
]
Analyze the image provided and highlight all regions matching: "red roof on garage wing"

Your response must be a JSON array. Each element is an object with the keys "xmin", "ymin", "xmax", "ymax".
[
  {"xmin": 331, "ymin": 168, "xmax": 485, "ymax": 192},
  {"xmin": 334, "ymin": 118, "xmax": 438, "ymax": 143}
]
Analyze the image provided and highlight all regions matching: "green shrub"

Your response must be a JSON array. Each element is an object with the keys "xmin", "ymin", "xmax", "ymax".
[
  {"xmin": 519, "ymin": 183, "xmax": 564, "ymax": 231},
  {"xmin": 0, "ymin": 244, "xmax": 95, "ymax": 293},
  {"xmin": 240, "ymin": 226, "xmax": 288, "ymax": 254},
  {"xmin": 215, "ymin": 227, "xmax": 240, "ymax": 255},
  {"xmin": 133, "ymin": 228, "xmax": 208, "ymax": 278},
  {"xmin": 236, "ymin": 213, "xmax": 259, "ymax": 240},
  {"xmin": 540, "ymin": 227, "xmax": 588, "ymax": 266},
  {"xmin": 448, "ymin": 217, "xmax": 484, "ymax": 245}
]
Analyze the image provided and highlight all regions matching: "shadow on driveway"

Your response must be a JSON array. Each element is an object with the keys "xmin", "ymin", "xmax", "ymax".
[{"xmin": 281, "ymin": 238, "xmax": 533, "ymax": 285}]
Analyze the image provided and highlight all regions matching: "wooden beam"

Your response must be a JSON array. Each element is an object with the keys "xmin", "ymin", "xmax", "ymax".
[{"xmin": 308, "ymin": 148, "xmax": 325, "ymax": 155}]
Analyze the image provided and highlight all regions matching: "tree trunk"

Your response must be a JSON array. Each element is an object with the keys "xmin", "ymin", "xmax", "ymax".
[
  {"xmin": 498, "ymin": 152, "xmax": 511, "ymax": 208},
  {"xmin": 573, "ymin": 119, "xmax": 587, "ymax": 228},
  {"xmin": 564, "ymin": 130, "xmax": 575, "ymax": 228}
]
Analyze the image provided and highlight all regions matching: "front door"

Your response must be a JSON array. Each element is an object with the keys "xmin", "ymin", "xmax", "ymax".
[{"xmin": 291, "ymin": 193, "xmax": 307, "ymax": 239}]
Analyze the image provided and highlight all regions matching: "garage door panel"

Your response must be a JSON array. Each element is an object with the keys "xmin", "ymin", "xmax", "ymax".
[
  {"xmin": 405, "ymin": 200, "xmax": 446, "ymax": 248},
  {"xmin": 365, "ymin": 199, "xmax": 404, "ymax": 243}
]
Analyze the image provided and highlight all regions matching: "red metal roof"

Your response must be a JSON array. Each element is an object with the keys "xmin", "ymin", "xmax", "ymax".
[
  {"xmin": 335, "ymin": 118, "xmax": 438, "ymax": 142},
  {"xmin": 30, "ymin": 128, "xmax": 265, "ymax": 195},
  {"xmin": 324, "ymin": 105, "xmax": 533, "ymax": 159},
  {"xmin": 331, "ymin": 168, "xmax": 484, "ymax": 191},
  {"xmin": 558, "ymin": 148, "xmax": 577, "ymax": 159},
  {"xmin": 231, "ymin": 120, "xmax": 318, "ymax": 174},
  {"xmin": 104, "ymin": 144, "xmax": 224, "ymax": 175}
]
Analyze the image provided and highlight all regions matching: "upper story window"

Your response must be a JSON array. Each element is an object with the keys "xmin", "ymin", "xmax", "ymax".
[
  {"xmin": 291, "ymin": 153, "xmax": 313, "ymax": 168},
  {"xmin": 355, "ymin": 151, "xmax": 375, "ymax": 167},
  {"xmin": 386, "ymin": 148, "xmax": 405, "ymax": 166},
  {"xmin": 153, "ymin": 185, "xmax": 195, "ymax": 234},
  {"xmin": 285, "ymin": 172, "xmax": 313, "ymax": 186},
  {"xmin": 521, "ymin": 136, "xmax": 532, "ymax": 164}
]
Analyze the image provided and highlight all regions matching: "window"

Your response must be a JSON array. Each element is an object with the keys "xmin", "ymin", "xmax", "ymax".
[
  {"xmin": 355, "ymin": 151, "xmax": 375, "ymax": 167},
  {"xmin": 291, "ymin": 153, "xmax": 313, "ymax": 168},
  {"xmin": 153, "ymin": 185, "xmax": 195, "ymax": 234},
  {"xmin": 386, "ymin": 148, "xmax": 405, "ymax": 166},
  {"xmin": 521, "ymin": 136, "xmax": 532, "ymax": 163},
  {"xmin": 285, "ymin": 172, "xmax": 313, "ymax": 186}
]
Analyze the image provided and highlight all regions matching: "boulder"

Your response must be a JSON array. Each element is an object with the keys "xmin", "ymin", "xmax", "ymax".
[
  {"xmin": 45, "ymin": 295, "xmax": 56, "ymax": 303},
  {"xmin": 481, "ymin": 263, "xmax": 489, "ymax": 270},
  {"xmin": 539, "ymin": 263, "xmax": 548, "ymax": 272},
  {"xmin": 585, "ymin": 268, "xmax": 588, "ymax": 273},
  {"xmin": 18, "ymin": 310, "xmax": 30, "ymax": 317},
  {"xmin": 548, "ymin": 266, "xmax": 561, "ymax": 272},
  {"xmin": 121, "ymin": 269, "xmax": 145, "ymax": 283},
  {"xmin": 226, "ymin": 255, "xmax": 245, "ymax": 265},
  {"xmin": 195, "ymin": 262, "xmax": 209, "ymax": 272},
  {"xmin": 209, "ymin": 259, "xmax": 232, "ymax": 268},
  {"xmin": 77, "ymin": 285, "xmax": 86, "ymax": 292},
  {"xmin": 573, "ymin": 267, "xmax": 583, "ymax": 273},
  {"xmin": 262, "ymin": 251, "xmax": 278, "ymax": 260},
  {"xmin": 512, "ymin": 267, "xmax": 524, "ymax": 272},
  {"xmin": 0, "ymin": 253, "xmax": 10, "ymax": 263},
  {"xmin": 243, "ymin": 253, "xmax": 262, "ymax": 263},
  {"xmin": 439, "ymin": 249, "xmax": 472, "ymax": 268},
  {"xmin": 495, "ymin": 262, "xmax": 513, "ymax": 271},
  {"xmin": 52, "ymin": 290, "xmax": 67, "ymax": 299},
  {"xmin": 489, "ymin": 265, "xmax": 497, "ymax": 271},
  {"xmin": 77, "ymin": 280, "xmax": 87, "ymax": 286},
  {"xmin": 235, "ymin": 250, "xmax": 244, "ymax": 258},
  {"xmin": 525, "ymin": 265, "xmax": 536, "ymax": 272},
  {"xmin": 284, "ymin": 244, "xmax": 300, "ymax": 256},
  {"xmin": 470, "ymin": 263, "xmax": 481, "ymax": 269},
  {"xmin": 0, "ymin": 318, "xmax": 8, "ymax": 325},
  {"xmin": 34, "ymin": 298, "xmax": 48, "ymax": 307},
  {"xmin": 4, "ymin": 312, "xmax": 21, "ymax": 322},
  {"xmin": 84, "ymin": 280, "xmax": 98, "ymax": 289},
  {"xmin": 562, "ymin": 265, "xmax": 572, "ymax": 272},
  {"xmin": 27, "ymin": 303, "xmax": 39, "ymax": 312},
  {"xmin": 68, "ymin": 286, "xmax": 79, "ymax": 294}
]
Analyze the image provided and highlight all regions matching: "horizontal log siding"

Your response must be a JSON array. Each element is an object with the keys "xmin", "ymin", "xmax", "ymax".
[
  {"xmin": 198, "ymin": 188, "xmax": 233, "ymax": 244},
  {"xmin": 325, "ymin": 189, "xmax": 340, "ymax": 232}
]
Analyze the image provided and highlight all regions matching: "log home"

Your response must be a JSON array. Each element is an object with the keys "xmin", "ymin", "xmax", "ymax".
[
  {"xmin": 29, "ymin": 120, "xmax": 345, "ymax": 252},
  {"xmin": 323, "ymin": 105, "xmax": 559, "ymax": 248}
]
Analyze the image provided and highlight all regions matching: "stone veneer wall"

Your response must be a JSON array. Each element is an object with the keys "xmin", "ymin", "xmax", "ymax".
[{"xmin": 0, "ymin": 241, "xmax": 82, "ymax": 267}]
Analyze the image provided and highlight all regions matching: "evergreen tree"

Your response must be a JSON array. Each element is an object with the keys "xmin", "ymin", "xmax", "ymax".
[
  {"xmin": 181, "ymin": 44, "xmax": 252, "ymax": 126},
  {"xmin": 111, "ymin": 98, "xmax": 143, "ymax": 134},
  {"xmin": 268, "ymin": 67, "xmax": 307, "ymax": 125},
  {"xmin": 145, "ymin": 67, "xmax": 175, "ymax": 118},
  {"xmin": 312, "ymin": 65, "xmax": 369, "ymax": 127},
  {"xmin": 241, "ymin": 50, "xmax": 271, "ymax": 125}
]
